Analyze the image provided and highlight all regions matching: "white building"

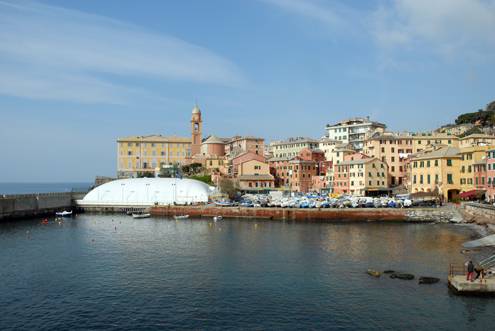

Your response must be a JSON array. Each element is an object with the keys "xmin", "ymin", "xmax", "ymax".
[
  {"xmin": 325, "ymin": 117, "xmax": 386, "ymax": 152},
  {"xmin": 269, "ymin": 137, "xmax": 319, "ymax": 158},
  {"xmin": 80, "ymin": 178, "xmax": 212, "ymax": 206}
]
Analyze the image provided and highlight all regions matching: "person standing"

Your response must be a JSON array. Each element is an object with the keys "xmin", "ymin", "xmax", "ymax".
[{"xmin": 467, "ymin": 261, "xmax": 475, "ymax": 282}]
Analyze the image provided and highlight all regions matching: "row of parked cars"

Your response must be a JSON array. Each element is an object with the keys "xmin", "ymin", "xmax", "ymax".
[{"xmin": 231, "ymin": 193, "xmax": 417, "ymax": 209}]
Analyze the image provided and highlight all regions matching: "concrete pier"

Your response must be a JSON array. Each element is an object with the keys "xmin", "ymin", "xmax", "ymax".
[
  {"xmin": 0, "ymin": 192, "xmax": 85, "ymax": 220},
  {"xmin": 448, "ymin": 275, "xmax": 495, "ymax": 295}
]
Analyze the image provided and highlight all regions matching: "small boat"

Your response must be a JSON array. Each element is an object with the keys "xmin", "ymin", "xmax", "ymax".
[
  {"xmin": 214, "ymin": 200, "xmax": 234, "ymax": 207},
  {"xmin": 55, "ymin": 210, "xmax": 72, "ymax": 217},
  {"xmin": 213, "ymin": 216, "xmax": 223, "ymax": 222},
  {"xmin": 132, "ymin": 213, "xmax": 151, "ymax": 219},
  {"xmin": 367, "ymin": 269, "xmax": 381, "ymax": 277},
  {"xmin": 41, "ymin": 218, "xmax": 49, "ymax": 224},
  {"xmin": 174, "ymin": 215, "xmax": 189, "ymax": 220}
]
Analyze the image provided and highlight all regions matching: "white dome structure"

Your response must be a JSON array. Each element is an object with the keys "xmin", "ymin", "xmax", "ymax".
[{"xmin": 82, "ymin": 178, "xmax": 212, "ymax": 206}]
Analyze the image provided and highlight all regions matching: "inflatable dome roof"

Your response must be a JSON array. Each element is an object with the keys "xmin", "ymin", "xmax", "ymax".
[{"xmin": 82, "ymin": 178, "xmax": 212, "ymax": 206}]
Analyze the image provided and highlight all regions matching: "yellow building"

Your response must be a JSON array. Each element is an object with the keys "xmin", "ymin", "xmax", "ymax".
[
  {"xmin": 458, "ymin": 145, "xmax": 491, "ymax": 193},
  {"xmin": 411, "ymin": 133, "xmax": 459, "ymax": 152},
  {"xmin": 409, "ymin": 146, "xmax": 461, "ymax": 201},
  {"xmin": 117, "ymin": 135, "xmax": 192, "ymax": 178},
  {"xmin": 459, "ymin": 134, "xmax": 495, "ymax": 148},
  {"xmin": 117, "ymin": 105, "xmax": 202, "ymax": 178},
  {"xmin": 344, "ymin": 158, "xmax": 389, "ymax": 196}
]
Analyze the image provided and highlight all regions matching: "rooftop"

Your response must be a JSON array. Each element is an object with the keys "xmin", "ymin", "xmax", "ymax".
[
  {"xmin": 117, "ymin": 135, "xmax": 191, "ymax": 143},
  {"xmin": 270, "ymin": 137, "xmax": 319, "ymax": 145},
  {"xmin": 412, "ymin": 146, "xmax": 461, "ymax": 160}
]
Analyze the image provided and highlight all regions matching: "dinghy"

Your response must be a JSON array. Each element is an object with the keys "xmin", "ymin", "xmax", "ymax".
[
  {"xmin": 132, "ymin": 213, "xmax": 150, "ymax": 219},
  {"xmin": 174, "ymin": 215, "xmax": 189, "ymax": 220},
  {"xmin": 55, "ymin": 210, "xmax": 72, "ymax": 217}
]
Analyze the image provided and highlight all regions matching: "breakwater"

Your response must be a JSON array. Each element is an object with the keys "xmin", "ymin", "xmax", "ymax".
[
  {"xmin": 0, "ymin": 192, "xmax": 86, "ymax": 220},
  {"xmin": 150, "ymin": 205, "xmax": 460, "ymax": 222}
]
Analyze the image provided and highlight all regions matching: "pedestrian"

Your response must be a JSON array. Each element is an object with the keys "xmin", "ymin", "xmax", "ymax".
[
  {"xmin": 474, "ymin": 266, "xmax": 485, "ymax": 282},
  {"xmin": 467, "ymin": 260, "xmax": 475, "ymax": 282}
]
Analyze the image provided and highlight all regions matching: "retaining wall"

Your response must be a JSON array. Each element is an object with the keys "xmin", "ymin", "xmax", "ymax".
[
  {"xmin": 150, "ymin": 205, "xmax": 457, "ymax": 222},
  {"xmin": 0, "ymin": 192, "xmax": 75, "ymax": 220}
]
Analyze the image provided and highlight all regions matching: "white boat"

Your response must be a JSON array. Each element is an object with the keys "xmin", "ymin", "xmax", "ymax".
[
  {"xmin": 132, "ymin": 213, "xmax": 151, "ymax": 219},
  {"xmin": 55, "ymin": 210, "xmax": 72, "ymax": 217},
  {"xmin": 213, "ymin": 216, "xmax": 223, "ymax": 221},
  {"xmin": 174, "ymin": 215, "xmax": 189, "ymax": 220}
]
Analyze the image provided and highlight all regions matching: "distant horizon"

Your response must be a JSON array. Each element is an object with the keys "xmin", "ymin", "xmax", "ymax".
[{"xmin": 2, "ymin": 0, "xmax": 494, "ymax": 182}]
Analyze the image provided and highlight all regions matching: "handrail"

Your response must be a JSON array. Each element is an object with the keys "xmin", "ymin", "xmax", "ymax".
[{"xmin": 449, "ymin": 263, "xmax": 466, "ymax": 277}]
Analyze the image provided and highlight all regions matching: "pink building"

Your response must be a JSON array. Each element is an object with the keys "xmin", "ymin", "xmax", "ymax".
[{"xmin": 486, "ymin": 150, "xmax": 495, "ymax": 201}]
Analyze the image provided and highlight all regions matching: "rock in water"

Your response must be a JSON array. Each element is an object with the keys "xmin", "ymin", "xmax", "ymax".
[
  {"xmin": 390, "ymin": 273, "xmax": 415, "ymax": 280},
  {"xmin": 419, "ymin": 276, "xmax": 440, "ymax": 284},
  {"xmin": 367, "ymin": 269, "xmax": 381, "ymax": 277}
]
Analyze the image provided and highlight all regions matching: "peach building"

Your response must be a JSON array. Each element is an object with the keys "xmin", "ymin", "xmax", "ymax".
[
  {"xmin": 235, "ymin": 156, "xmax": 274, "ymax": 191},
  {"xmin": 200, "ymin": 135, "xmax": 227, "ymax": 157},
  {"xmin": 225, "ymin": 136, "xmax": 264, "ymax": 157},
  {"xmin": 363, "ymin": 132, "xmax": 414, "ymax": 187}
]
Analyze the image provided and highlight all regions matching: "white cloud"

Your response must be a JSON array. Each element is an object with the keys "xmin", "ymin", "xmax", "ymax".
[
  {"xmin": 371, "ymin": 0, "xmax": 495, "ymax": 60},
  {"xmin": 260, "ymin": 0, "xmax": 347, "ymax": 29},
  {"xmin": 0, "ymin": 0, "xmax": 244, "ymax": 104}
]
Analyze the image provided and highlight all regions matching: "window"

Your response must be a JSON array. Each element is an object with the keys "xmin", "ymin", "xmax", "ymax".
[
  {"xmin": 413, "ymin": 175, "xmax": 417, "ymax": 184},
  {"xmin": 447, "ymin": 174, "xmax": 453, "ymax": 184},
  {"xmin": 128, "ymin": 151, "xmax": 132, "ymax": 156},
  {"xmin": 427, "ymin": 160, "xmax": 430, "ymax": 167},
  {"xmin": 427, "ymin": 174, "xmax": 431, "ymax": 184},
  {"xmin": 434, "ymin": 160, "xmax": 438, "ymax": 166},
  {"xmin": 420, "ymin": 175, "xmax": 423, "ymax": 184},
  {"xmin": 447, "ymin": 159, "xmax": 452, "ymax": 166},
  {"xmin": 435, "ymin": 174, "xmax": 439, "ymax": 184}
]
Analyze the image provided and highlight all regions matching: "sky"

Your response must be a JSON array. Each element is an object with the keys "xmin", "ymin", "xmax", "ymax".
[{"xmin": 1, "ymin": 0, "xmax": 495, "ymax": 182}]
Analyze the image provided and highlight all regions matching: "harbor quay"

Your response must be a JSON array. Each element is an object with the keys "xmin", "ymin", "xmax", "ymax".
[{"xmin": 149, "ymin": 205, "xmax": 457, "ymax": 223}]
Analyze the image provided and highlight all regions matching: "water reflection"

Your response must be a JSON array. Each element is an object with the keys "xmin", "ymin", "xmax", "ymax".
[{"xmin": 0, "ymin": 215, "xmax": 494, "ymax": 330}]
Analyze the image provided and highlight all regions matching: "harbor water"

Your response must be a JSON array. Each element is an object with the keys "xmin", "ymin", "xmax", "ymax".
[{"xmin": 0, "ymin": 215, "xmax": 494, "ymax": 330}]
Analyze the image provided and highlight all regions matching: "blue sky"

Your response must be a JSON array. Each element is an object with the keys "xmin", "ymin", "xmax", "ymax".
[{"xmin": 1, "ymin": 0, "xmax": 495, "ymax": 182}]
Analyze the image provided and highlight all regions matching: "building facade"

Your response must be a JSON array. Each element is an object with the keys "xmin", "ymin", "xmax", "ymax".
[
  {"xmin": 117, "ymin": 105, "xmax": 200, "ymax": 178},
  {"xmin": 270, "ymin": 137, "xmax": 319, "ymax": 159},
  {"xmin": 325, "ymin": 117, "xmax": 386, "ymax": 151},
  {"xmin": 409, "ymin": 146, "xmax": 461, "ymax": 201},
  {"xmin": 117, "ymin": 135, "xmax": 192, "ymax": 178}
]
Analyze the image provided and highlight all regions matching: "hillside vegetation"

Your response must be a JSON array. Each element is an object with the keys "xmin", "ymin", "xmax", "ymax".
[{"xmin": 455, "ymin": 100, "xmax": 495, "ymax": 126}]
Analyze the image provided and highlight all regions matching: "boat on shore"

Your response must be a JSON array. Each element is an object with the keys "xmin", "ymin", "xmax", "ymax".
[
  {"xmin": 132, "ymin": 213, "xmax": 151, "ymax": 219},
  {"xmin": 174, "ymin": 215, "xmax": 189, "ymax": 220},
  {"xmin": 55, "ymin": 210, "xmax": 72, "ymax": 217},
  {"xmin": 214, "ymin": 200, "xmax": 234, "ymax": 207}
]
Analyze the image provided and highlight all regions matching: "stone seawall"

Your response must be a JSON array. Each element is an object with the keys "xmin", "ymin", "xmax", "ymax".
[
  {"xmin": 150, "ymin": 205, "xmax": 459, "ymax": 222},
  {"xmin": 0, "ymin": 192, "xmax": 76, "ymax": 220},
  {"xmin": 461, "ymin": 202, "xmax": 495, "ymax": 232}
]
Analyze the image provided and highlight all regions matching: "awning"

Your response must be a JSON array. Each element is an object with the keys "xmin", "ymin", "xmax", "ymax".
[{"xmin": 459, "ymin": 189, "xmax": 486, "ymax": 199}]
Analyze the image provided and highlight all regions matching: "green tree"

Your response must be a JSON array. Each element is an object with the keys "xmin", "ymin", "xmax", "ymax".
[{"xmin": 218, "ymin": 178, "xmax": 237, "ymax": 199}]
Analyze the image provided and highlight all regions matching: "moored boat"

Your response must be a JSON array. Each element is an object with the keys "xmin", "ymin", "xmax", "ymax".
[
  {"xmin": 55, "ymin": 210, "xmax": 72, "ymax": 217},
  {"xmin": 174, "ymin": 215, "xmax": 189, "ymax": 220},
  {"xmin": 132, "ymin": 213, "xmax": 151, "ymax": 219},
  {"xmin": 213, "ymin": 216, "xmax": 223, "ymax": 221}
]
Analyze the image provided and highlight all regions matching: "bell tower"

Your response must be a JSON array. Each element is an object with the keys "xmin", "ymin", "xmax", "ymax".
[{"xmin": 191, "ymin": 104, "xmax": 202, "ymax": 156}]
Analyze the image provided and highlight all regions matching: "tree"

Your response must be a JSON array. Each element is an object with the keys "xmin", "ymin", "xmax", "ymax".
[
  {"xmin": 137, "ymin": 171, "xmax": 154, "ymax": 178},
  {"xmin": 218, "ymin": 178, "xmax": 238, "ymax": 199}
]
